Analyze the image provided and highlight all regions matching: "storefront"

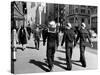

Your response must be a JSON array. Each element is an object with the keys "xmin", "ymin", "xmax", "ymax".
[{"xmin": 11, "ymin": 1, "xmax": 25, "ymax": 31}]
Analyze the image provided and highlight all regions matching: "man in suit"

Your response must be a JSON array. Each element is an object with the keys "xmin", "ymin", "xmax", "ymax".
[
  {"xmin": 43, "ymin": 21, "xmax": 59, "ymax": 71},
  {"xmin": 74, "ymin": 23, "xmax": 93, "ymax": 67},
  {"xmin": 26, "ymin": 21, "xmax": 31, "ymax": 40},
  {"xmin": 61, "ymin": 23, "xmax": 76, "ymax": 70}
]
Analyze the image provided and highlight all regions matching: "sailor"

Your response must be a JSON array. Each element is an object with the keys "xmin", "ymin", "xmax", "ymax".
[{"xmin": 43, "ymin": 21, "xmax": 59, "ymax": 71}]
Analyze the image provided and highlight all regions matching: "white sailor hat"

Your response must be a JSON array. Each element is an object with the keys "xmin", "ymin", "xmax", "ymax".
[
  {"xmin": 66, "ymin": 23, "xmax": 72, "ymax": 29},
  {"xmin": 49, "ymin": 21, "xmax": 56, "ymax": 28},
  {"xmin": 81, "ymin": 23, "xmax": 86, "ymax": 28}
]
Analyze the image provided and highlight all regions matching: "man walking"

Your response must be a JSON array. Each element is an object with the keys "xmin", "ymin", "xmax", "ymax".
[
  {"xmin": 61, "ymin": 23, "xmax": 76, "ymax": 70},
  {"xmin": 74, "ymin": 23, "xmax": 93, "ymax": 67},
  {"xmin": 43, "ymin": 21, "xmax": 59, "ymax": 71},
  {"xmin": 18, "ymin": 24, "xmax": 28, "ymax": 50},
  {"xmin": 26, "ymin": 21, "xmax": 31, "ymax": 40}
]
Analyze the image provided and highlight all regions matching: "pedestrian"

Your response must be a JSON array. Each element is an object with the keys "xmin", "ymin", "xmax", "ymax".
[
  {"xmin": 42, "ymin": 26, "xmax": 48, "ymax": 46},
  {"xmin": 26, "ymin": 21, "xmax": 31, "ymax": 40},
  {"xmin": 59, "ymin": 31, "xmax": 63, "ymax": 46},
  {"xmin": 74, "ymin": 23, "xmax": 93, "ymax": 67},
  {"xmin": 18, "ymin": 23, "xmax": 28, "ymax": 50},
  {"xmin": 33, "ymin": 25, "xmax": 41, "ymax": 50},
  {"xmin": 61, "ymin": 23, "xmax": 76, "ymax": 70},
  {"xmin": 43, "ymin": 21, "xmax": 59, "ymax": 72}
]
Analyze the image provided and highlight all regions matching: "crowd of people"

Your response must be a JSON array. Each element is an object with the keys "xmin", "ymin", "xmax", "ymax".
[{"xmin": 11, "ymin": 20, "xmax": 93, "ymax": 72}]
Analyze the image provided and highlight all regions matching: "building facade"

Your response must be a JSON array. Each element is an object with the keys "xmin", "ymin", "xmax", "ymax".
[
  {"xmin": 11, "ymin": 1, "xmax": 25, "ymax": 30},
  {"xmin": 46, "ymin": 3, "xmax": 55, "ymax": 23},
  {"xmin": 89, "ymin": 6, "xmax": 97, "ymax": 33},
  {"xmin": 54, "ymin": 4, "xmax": 65, "ymax": 25},
  {"xmin": 64, "ymin": 5, "xmax": 97, "ymax": 30},
  {"xmin": 65, "ymin": 5, "xmax": 91, "ymax": 29}
]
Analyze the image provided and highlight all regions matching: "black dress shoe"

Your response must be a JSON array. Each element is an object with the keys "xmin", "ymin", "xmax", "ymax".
[
  {"xmin": 49, "ymin": 67, "xmax": 53, "ymax": 72},
  {"xmin": 35, "ymin": 47, "xmax": 37, "ymax": 49},
  {"xmin": 82, "ymin": 64, "xmax": 86, "ymax": 68},
  {"xmin": 49, "ymin": 68, "xmax": 53, "ymax": 72},
  {"xmin": 37, "ymin": 48, "xmax": 39, "ymax": 50},
  {"xmin": 66, "ymin": 67, "xmax": 72, "ymax": 71},
  {"xmin": 22, "ymin": 48, "xmax": 24, "ymax": 51},
  {"xmin": 49, "ymin": 65, "xmax": 54, "ymax": 72}
]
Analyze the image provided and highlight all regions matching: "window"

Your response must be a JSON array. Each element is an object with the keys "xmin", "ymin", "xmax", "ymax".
[
  {"xmin": 69, "ymin": 10, "xmax": 73, "ymax": 15},
  {"xmin": 75, "ymin": 17, "xmax": 78, "ymax": 23},
  {"xmin": 88, "ymin": 10, "xmax": 90, "ymax": 14},
  {"xmin": 69, "ymin": 17, "xmax": 74, "ymax": 23},
  {"xmin": 31, "ymin": 3, "xmax": 35, "ymax": 8},
  {"xmin": 75, "ymin": 8, "xmax": 78, "ymax": 13},
  {"xmin": 92, "ymin": 17, "xmax": 97, "ymax": 23},
  {"xmin": 23, "ymin": 2, "xmax": 27, "ymax": 14},
  {"xmin": 81, "ymin": 9, "xmax": 85, "ymax": 14},
  {"xmin": 88, "ymin": 19, "xmax": 90, "ymax": 24},
  {"xmin": 81, "ymin": 18, "xmax": 84, "ymax": 22}
]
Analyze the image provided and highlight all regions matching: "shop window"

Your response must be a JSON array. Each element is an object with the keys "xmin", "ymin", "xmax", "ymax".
[
  {"xmin": 75, "ymin": 8, "xmax": 78, "ymax": 13},
  {"xmin": 81, "ymin": 9, "xmax": 85, "ymax": 14}
]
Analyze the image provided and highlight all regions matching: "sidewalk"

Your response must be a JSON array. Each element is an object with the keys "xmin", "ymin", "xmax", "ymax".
[
  {"xmin": 14, "ymin": 40, "xmax": 98, "ymax": 74},
  {"xmin": 55, "ymin": 44, "xmax": 97, "ymax": 71}
]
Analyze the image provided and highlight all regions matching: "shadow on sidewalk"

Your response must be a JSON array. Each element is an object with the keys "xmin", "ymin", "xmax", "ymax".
[
  {"xmin": 44, "ymin": 59, "xmax": 67, "ymax": 70},
  {"xmin": 57, "ymin": 57, "xmax": 66, "ymax": 61},
  {"xmin": 57, "ymin": 57, "xmax": 82, "ymax": 67},
  {"xmin": 56, "ymin": 50, "xmax": 66, "ymax": 53},
  {"xmin": 26, "ymin": 46, "xmax": 36, "ymax": 49},
  {"xmin": 71, "ymin": 60, "xmax": 82, "ymax": 67},
  {"xmin": 29, "ymin": 59, "xmax": 50, "ymax": 72},
  {"xmin": 54, "ymin": 60, "xmax": 67, "ymax": 70},
  {"xmin": 16, "ymin": 46, "xmax": 37, "ymax": 51},
  {"xmin": 16, "ymin": 47, "xmax": 24, "ymax": 51}
]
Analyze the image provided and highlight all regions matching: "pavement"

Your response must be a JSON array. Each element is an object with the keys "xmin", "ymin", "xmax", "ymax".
[{"xmin": 14, "ymin": 37, "xmax": 98, "ymax": 74}]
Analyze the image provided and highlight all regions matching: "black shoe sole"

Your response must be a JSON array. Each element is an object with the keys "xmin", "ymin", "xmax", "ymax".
[
  {"xmin": 66, "ymin": 68, "xmax": 71, "ymax": 70},
  {"xmin": 82, "ymin": 65, "xmax": 86, "ymax": 68}
]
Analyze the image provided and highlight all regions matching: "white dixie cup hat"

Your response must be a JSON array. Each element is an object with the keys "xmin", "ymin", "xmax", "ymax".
[
  {"xmin": 81, "ymin": 23, "xmax": 86, "ymax": 28},
  {"xmin": 49, "ymin": 21, "xmax": 56, "ymax": 28},
  {"xmin": 66, "ymin": 23, "xmax": 72, "ymax": 29}
]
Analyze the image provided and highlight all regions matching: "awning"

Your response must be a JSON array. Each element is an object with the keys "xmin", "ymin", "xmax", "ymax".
[{"xmin": 12, "ymin": 2, "xmax": 25, "ymax": 20}]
